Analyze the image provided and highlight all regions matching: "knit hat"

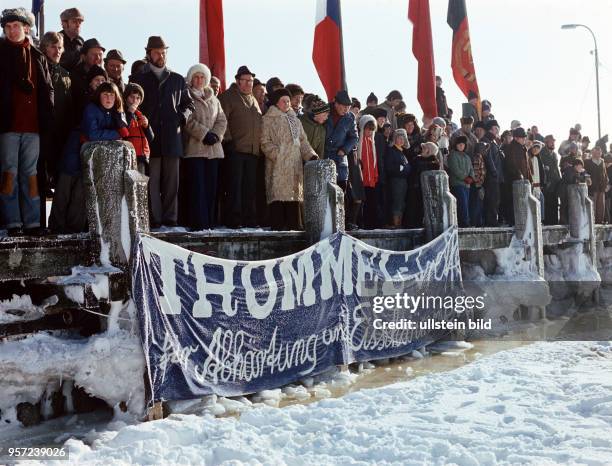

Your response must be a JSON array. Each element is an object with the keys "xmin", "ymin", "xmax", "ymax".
[
  {"xmin": 432, "ymin": 117, "xmax": 447, "ymax": 129},
  {"xmin": 86, "ymin": 65, "xmax": 108, "ymax": 84},
  {"xmin": 124, "ymin": 82, "xmax": 144, "ymax": 101},
  {"xmin": 351, "ymin": 97, "xmax": 361, "ymax": 109},
  {"xmin": 186, "ymin": 63, "xmax": 211, "ymax": 88},
  {"xmin": 366, "ymin": 92, "xmax": 378, "ymax": 104},
  {"xmin": 310, "ymin": 96, "xmax": 330, "ymax": 115},
  {"xmin": 1, "ymin": 8, "xmax": 33, "ymax": 27},
  {"xmin": 531, "ymin": 140, "xmax": 544, "ymax": 150},
  {"xmin": 334, "ymin": 90, "xmax": 351, "ymax": 105},
  {"xmin": 268, "ymin": 88, "xmax": 291, "ymax": 106}
]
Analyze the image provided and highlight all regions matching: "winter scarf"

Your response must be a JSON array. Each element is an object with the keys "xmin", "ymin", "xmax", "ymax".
[
  {"xmin": 286, "ymin": 111, "xmax": 301, "ymax": 145},
  {"xmin": 8, "ymin": 37, "xmax": 34, "ymax": 93}
]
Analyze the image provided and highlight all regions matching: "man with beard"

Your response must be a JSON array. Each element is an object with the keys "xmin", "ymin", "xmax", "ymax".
[{"xmin": 131, "ymin": 36, "xmax": 194, "ymax": 228}]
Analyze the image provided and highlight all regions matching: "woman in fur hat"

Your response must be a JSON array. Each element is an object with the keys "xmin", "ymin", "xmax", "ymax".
[
  {"xmin": 385, "ymin": 129, "xmax": 411, "ymax": 228},
  {"xmin": 260, "ymin": 89, "xmax": 318, "ymax": 230},
  {"xmin": 182, "ymin": 63, "xmax": 227, "ymax": 230}
]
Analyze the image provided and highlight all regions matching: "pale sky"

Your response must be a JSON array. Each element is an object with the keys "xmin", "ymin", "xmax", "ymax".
[{"xmin": 37, "ymin": 0, "xmax": 612, "ymax": 145}]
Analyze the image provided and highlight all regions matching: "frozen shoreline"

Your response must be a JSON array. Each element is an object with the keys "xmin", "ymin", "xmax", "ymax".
[{"xmin": 30, "ymin": 340, "xmax": 612, "ymax": 466}]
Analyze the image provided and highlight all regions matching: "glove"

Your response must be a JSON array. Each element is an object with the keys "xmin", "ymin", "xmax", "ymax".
[
  {"xmin": 203, "ymin": 132, "xmax": 219, "ymax": 145},
  {"xmin": 464, "ymin": 176, "xmax": 474, "ymax": 185}
]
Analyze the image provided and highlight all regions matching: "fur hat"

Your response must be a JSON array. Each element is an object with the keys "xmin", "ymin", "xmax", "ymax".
[
  {"xmin": 1, "ymin": 8, "xmax": 33, "ymax": 27},
  {"xmin": 268, "ymin": 88, "xmax": 291, "ymax": 106},
  {"xmin": 473, "ymin": 121, "xmax": 486, "ymax": 131},
  {"xmin": 186, "ymin": 63, "xmax": 212, "ymax": 88},
  {"xmin": 421, "ymin": 141, "xmax": 439, "ymax": 156},
  {"xmin": 393, "ymin": 129, "xmax": 410, "ymax": 149},
  {"xmin": 454, "ymin": 135, "xmax": 468, "ymax": 148}
]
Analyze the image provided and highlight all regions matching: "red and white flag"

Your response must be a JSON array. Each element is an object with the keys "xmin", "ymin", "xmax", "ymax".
[{"xmin": 313, "ymin": 0, "xmax": 347, "ymax": 101}]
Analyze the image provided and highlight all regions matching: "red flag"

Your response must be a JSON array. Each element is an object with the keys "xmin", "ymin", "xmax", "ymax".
[
  {"xmin": 313, "ymin": 0, "xmax": 347, "ymax": 101},
  {"xmin": 200, "ymin": 0, "xmax": 226, "ymax": 92},
  {"xmin": 408, "ymin": 0, "xmax": 437, "ymax": 119},
  {"xmin": 447, "ymin": 0, "xmax": 480, "ymax": 114}
]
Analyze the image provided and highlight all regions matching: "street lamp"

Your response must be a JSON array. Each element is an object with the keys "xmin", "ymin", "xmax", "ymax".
[{"xmin": 562, "ymin": 23, "xmax": 601, "ymax": 140}]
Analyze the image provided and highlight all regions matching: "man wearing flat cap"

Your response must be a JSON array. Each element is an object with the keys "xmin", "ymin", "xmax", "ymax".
[
  {"xmin": 59, "ymin": 7, "xmax": 84, "ymax": 72},
  {"xmin": 324, "ymin": 90, "xmax": 358, "ymax": 191},
  {"xmin": 131, "ymin": 36, "xmax": 194, "ymax": 228},
  {"xmin": 503, "ymin": 127, "xmax": 533, "ymax": 225},
  {"xmin": 104, "ymin": 49, "xmax": 126, "ymax": 92},
  {"xmin": 0, "ymin": 8, "xmax": 54, "ymax": 235},
  {"xmin": 218, "ymin": 65, "xmax": 262, "ymax": 228}
]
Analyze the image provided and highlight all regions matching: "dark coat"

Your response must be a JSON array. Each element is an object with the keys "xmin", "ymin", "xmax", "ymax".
[
  {"xmin": 504, "ymin": 140, "xmax": 532, "ymax": 183},
  {"xmin": 481, "ymin": 132, "xmax": 502, "ymax": 184},
  {"xmin": 58, "ymin": 31, "xmax": 84, "ymax": 72},
  {"xmin": 374, "ymin": 130, "xmax": 387, "ymax": 184},
  {"xmin": 584, "ymin": 158, "xmax": 608, "ymax": 193},
  {"xmin": 540, "ymin": 147, "xmax": 561, "ymax": 193},
  {"xmin": 436, "ymin": 86, "xmax": 449, "ymax": 119},
  {"xmin": 46, "ymin": 62, "xmax": 73, "ymax": 177},
  {"xmin": 131, "ymin": 65, "xmax": 194, "ymax": 157},
  {"xmin": 410, "ymin": 154, "xmax": 439, "ymax": 188},
  {"xmin": 385, "ymin": 145, "xmax": 411, "ymax": 178},
  {"xmin": 0, "ymin": 38, "xmax": 54, "ymax": 134},
  {"xmin": 69, "ymin": 61, "xmax": 92, "ymax": 125}
]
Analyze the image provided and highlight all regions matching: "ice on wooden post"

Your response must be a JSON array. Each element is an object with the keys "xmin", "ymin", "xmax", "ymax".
[
  {"xmin": 421, "ymin": 170, "xmax": 457, "ymax": 241},
  {"xmin": 81, "ymin": 141, "xmax": 149, "ymax": 268},
  {"xmin": 304, "ymin": 159, "xmax": 345, "ymax": 244}
]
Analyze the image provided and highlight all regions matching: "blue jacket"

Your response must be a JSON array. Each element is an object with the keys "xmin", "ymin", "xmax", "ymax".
[
  {"xmin": 131, "ymin": 65, "xmax": 194, "ymax": 158},
  {"xmin": 60, "ymin": 103, "xmax": 121, "ymax": 176},
  {"xmin": 385, "ymin": 146, "xmax": 411, "ymax": 178},
  {"xmin": 324, "ymin": 111, "xmax": 358, "ymax": 181}
]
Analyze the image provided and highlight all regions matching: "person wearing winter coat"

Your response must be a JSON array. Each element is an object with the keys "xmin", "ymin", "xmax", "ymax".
[
  {"xmin": 450, "ymin": 116, "xmax": 478, "ymax": 156},
  {"xmin": 503, "ymin": 127, "xmax": 532, "ymax": 225},
  {"xmin": 49, "ymin": 82, "xmax": 127, "ymax": 233},
  {"xmin": 377, "ymin": 90, "xmax": 402, "ymax": 130},
  {"xmin": 131, "ymin": 36, "xmax": 194, "ymax": 228},
  {"xmin": 435, "ymin": 76, "xmax": 450, "ymax": 120},
  {"xmin": 357, "ymin": 115, "xmax": 379, "ymax": 229},
  {"xmin": 385, "ymin": 129, "xmax": 411, "ymax": 228},
  {"xmin": 584, "ymin": 146, "xmax": 608, "ymax": 223},
  {"xmin": 408, "ymin": 141, "xmax": 440, "ymax": 228},
  {"xmin": 0, "ymin": 9, "xmax": 54, "ymax": 236},
  {"xmin": 260, "ymin": 89, "xmax": 318, "ymax": 231},
  {"xmin": 123, "ymin": 83, "xmax": 153, "ymax": 175},
  {"xmin": 182, "ymin": 63, "xmax": 227, "ymax": 230},
  {"xmin": 448, "ymin": 136, "xmax": 475, "ymax": 227},
  {"xmin": 540, "ymin": 134, "xmax": 561, "ymax": 225},
  {"xmin": 324, "ymin": 90, "xmax": 359, "ymax": 191},
  {"xmin": 218, "ymin": 65, "xmax": 262, "ymax": 228},
  {"xmin": 299, "ymin": 95, "xmax": 329, "ymax": 159},
  {"xmin": 529, "ymin": 141, "xmax": 548, "ymax": 220},
  {"xmin": 469, "ymin": 141, "xmax": 488, "ymax": 227}
]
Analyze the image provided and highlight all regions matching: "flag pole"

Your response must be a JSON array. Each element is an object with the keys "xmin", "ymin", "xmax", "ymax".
[
  {"xmin": 39, "ymin": 2, "xmax": 45, "ymax": 36},
  {"xmin": 338, "ymin": 0, "xmax": 347, "ymax": 92}
]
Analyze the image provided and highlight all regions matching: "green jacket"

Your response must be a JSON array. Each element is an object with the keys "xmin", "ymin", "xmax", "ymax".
[
  {"xmin": 299, "ymin": 113, "xmax": 326, "ymax": 159},
  {"xmin": 448, "ymin": 150, "xmax": 475, "ymax": 187}
]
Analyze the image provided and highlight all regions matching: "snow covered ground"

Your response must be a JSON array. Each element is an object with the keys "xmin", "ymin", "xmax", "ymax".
[{"xmin": 28, "ymin": 340, "xmax": 612, "ymax": 466}]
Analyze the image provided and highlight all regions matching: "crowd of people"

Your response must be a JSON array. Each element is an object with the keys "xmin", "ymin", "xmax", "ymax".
[{"xmin": 1, "ymin": 6, "xmax": 611, "ymax": 236}]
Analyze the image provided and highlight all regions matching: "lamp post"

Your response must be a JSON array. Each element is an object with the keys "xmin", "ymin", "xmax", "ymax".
[{"xmin": 562, "ymin": 23, "xmax": 601, "ymax": 140}]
